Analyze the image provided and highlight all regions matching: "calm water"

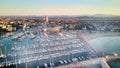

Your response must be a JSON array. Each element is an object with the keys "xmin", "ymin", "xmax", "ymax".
[{"xmin": 89, "ymin": 36, "xmax": 120, "ymax": 68}]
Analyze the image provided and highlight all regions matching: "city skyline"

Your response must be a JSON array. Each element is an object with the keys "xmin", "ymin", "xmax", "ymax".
[{"xmin": 0, "ymin": 0, "xmax": 120, "ymax": 16}]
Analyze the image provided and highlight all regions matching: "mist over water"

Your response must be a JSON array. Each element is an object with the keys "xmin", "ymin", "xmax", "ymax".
[
  {"xmin": 89, "ymin": 36, "xmax": 120, "ymax": 55},
  {"xmin": 88, "ymin": 36, "xmax": 120, "ymax": 68}
]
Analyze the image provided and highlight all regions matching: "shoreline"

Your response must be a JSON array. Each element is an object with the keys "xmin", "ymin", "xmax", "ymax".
[
  {"xmin": 81, "ymin": 32, "xmax": 120, "ymax": 68},
  {"xmin": 81, "ymin": 32, "xmax": 120, "ymax": 41}
]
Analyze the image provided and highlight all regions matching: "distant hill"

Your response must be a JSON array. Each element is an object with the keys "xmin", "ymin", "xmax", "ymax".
[{"xmin": 92, "ymin": 14, "xmax": 118, "ymax": 17}]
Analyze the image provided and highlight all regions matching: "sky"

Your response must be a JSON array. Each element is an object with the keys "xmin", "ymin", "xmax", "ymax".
[{"xmin": 0, "ymin": 0, "xmax": 120, "ymax": 16}]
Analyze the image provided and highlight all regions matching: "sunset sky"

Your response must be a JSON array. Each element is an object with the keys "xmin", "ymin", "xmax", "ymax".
[{"xmin": 0, "ymin": 0, "xmax": 120, "ymax": 16}]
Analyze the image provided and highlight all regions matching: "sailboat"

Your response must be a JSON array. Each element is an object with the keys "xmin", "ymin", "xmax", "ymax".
[{"xmin": 0, "ymin": 48, "xmax": 6, "ymax": 58}]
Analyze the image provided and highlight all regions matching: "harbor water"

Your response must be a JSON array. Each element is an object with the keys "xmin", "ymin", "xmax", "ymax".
[{"xmin": 89, "ymin": 36, "xmax": 120, "ymax": 68}]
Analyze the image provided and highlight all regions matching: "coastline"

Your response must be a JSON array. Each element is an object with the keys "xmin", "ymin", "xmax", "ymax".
[
  {"xmin": 81, "ymin": 32, "xmax": 120, "ymax": 41},
  {"xmin": 82, "ymin": 32, "xmax": 120, "ymax": 68}
]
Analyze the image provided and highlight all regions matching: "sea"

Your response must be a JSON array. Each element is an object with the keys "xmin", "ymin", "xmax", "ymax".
[{"xmin": 89, "ymin": 36, "xmax": 120, "ymax": 68}]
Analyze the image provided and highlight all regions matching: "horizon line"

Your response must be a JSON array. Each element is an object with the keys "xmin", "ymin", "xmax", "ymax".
[{"xmin": 0, "ymin": 14, "xmax": 120, "ymax": 17}]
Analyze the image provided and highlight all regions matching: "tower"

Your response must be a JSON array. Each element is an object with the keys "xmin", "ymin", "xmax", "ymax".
[
  {"xmin": 45, "ymin": 16, "xmax": 48, "ymax": 23},
  {"xmin": 23, "ymin": 18, "xmax": 27, "ymax": 31}
]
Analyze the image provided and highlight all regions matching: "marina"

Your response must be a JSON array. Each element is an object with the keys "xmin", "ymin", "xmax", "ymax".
[{"xmin": 0, "ymin": 30, "xmax": 98, "ymax": 68}]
